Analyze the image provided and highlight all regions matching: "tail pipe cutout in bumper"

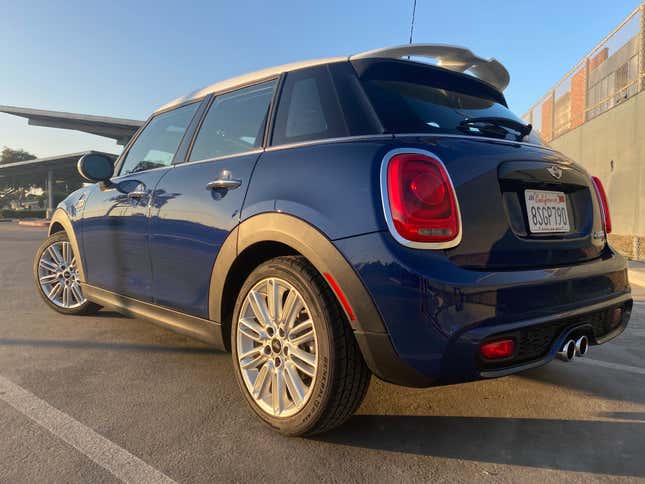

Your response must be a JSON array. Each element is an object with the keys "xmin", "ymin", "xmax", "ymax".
[{"xmin": 556, "ymin": 335, "xmax": 589, "ymax": 361}]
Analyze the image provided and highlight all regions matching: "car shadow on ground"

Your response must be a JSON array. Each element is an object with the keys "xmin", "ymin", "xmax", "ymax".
[
  {"xmin": 0, "ymin": 338, "xmax": 219, "ymax": 354},
  {"xmin": 89, "ymin": 310, "xmax": 128, "ymax": 318},
  {"xmin": 318, "ymin": 414, "xmax": 644, "ymax": 477}
]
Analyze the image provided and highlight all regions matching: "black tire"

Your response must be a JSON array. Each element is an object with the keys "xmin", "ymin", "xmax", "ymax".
[
  {"xmin": 231, "ymin": 256, "xmax": 371, "ymax": 436},
  {"xmin": 33, "ymin": 231, "xmax": 101, "ymax": 315}
]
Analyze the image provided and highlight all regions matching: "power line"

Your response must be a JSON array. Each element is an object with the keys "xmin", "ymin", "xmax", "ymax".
[{"xmin": 408, "ymin": 0, "xmax": 417, "ymax": 45}]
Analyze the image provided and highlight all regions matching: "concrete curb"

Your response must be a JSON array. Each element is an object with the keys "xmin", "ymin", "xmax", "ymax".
[{"xmin": 17, "ymin": 220, "xmax": 50, "ymax": 227}]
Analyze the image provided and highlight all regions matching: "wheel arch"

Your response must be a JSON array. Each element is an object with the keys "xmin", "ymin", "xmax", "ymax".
[
  {"xmin": 209, "ymin": 213, "xmax": 432, "ymax": 386},
  {"xmin": 209, "ymin": 213, "xmax": 387, "ymax": 348},
  {"xmin": 48, "ymin": 208, "xmax": 86, "ymax": 282},
  {"xmin": 49, "ymin": 221, "xmax": 65, "ymax": 234},
  {"xmin": 218, "ymin": 239, "xmax": 299, "ymax": 350}
]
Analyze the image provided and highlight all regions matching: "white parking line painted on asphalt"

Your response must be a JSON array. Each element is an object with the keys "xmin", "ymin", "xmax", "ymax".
[
  {"xmin": 578, "ymin": 358, "xmax": 645, "ymax": 376},
  {"xmin": 0, "ymin": 375, "xmax": 177, "ymax": 484}
]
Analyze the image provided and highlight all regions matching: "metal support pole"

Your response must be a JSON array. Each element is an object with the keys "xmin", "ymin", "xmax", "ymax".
[{"xmin": 46, "ymin": 168, "xmax": 54, "ymax": 219}]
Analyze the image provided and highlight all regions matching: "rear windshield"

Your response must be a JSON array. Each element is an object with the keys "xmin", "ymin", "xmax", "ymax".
[{"xmin": 354, "ymin": 59, "xmax": 542, "ymax": 145}]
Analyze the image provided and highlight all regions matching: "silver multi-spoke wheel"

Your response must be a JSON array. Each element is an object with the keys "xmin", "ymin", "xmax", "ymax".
[
  {"xmin": 236, "ymin": 277, "xmax": 318, "ymax": 418},
  {"xmin": 37, "ymin": 240, "xmax": 85, "ymax": 309}
]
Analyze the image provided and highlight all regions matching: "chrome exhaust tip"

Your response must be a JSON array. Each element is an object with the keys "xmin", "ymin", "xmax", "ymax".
[
  {"xmin": 557, "ymin": 339, "xmax": 576, "ymax": 362},
  {"xmin": 575, "ymin": 335, "xmax": 589, "ymax": 357}
]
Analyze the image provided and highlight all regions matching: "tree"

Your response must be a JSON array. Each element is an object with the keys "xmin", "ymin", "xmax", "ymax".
[
  {"xmin": 0, "ymin": 147, "xmax": 40, "ymax": 201},
  {"xmin": 1, "ymin": 147, "xmax": 36, "ymax": 165}
]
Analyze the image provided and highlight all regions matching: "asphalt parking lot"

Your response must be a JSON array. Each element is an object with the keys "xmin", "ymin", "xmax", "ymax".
[{"xmin": 1, "ymin": 223, "xmax": 644, "ymax": 483}]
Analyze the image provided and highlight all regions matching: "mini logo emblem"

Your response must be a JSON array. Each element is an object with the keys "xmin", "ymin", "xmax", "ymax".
[{"xmin": 547, "ymin": 165, "xmax": 563, "ymax": 180}]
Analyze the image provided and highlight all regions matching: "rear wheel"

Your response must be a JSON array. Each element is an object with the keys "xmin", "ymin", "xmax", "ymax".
[
  {"xmin": 33, "ymin": 231, "xmax": 100, "ymax": 315},
  {"xmin": 231, "ymin": 256, "xmax": 371, "ymax": 436}
]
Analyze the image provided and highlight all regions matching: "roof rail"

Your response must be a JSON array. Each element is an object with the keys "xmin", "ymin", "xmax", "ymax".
[{"xmin": 350, "ymin": 44, "xmax": 510, "ymax": 91}]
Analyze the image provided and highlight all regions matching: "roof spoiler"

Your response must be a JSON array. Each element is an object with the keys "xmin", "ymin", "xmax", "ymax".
[{"xmin": 350, "ymin": 44, "xmax": 510, "ymax": 92}]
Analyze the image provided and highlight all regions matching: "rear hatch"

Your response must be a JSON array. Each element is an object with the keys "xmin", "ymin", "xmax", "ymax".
[
  {"xmin": 353, "ymin": 58, "xmax": 606, "ymax": 270},
  {"xmin": 402, "ymin": 136, "xmax": 606, "ymax": 269}
]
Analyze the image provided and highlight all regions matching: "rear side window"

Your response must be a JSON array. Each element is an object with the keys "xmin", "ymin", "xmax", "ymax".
[
  {"xmin": 119, "ymin": 102, "xmax": 199, "ymax": 175},
  {"xmin": 189, "ymin": 80, "xmax": 277, "ymax": 161},
  {"xmin": 271, "ymin": 66, "xmax": 347, "ymax": 146}
]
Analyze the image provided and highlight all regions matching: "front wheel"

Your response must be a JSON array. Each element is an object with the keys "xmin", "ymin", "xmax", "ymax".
[
  {"xmin": 231, "ymin": 256, "xmax": 371, "ymax": 436},
  {"xmin": 33, "ymin": 231, "xmax": 100, "ymax": 315}
]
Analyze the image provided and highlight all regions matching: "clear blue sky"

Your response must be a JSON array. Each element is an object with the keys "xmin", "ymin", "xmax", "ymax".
[{"xmin": 1, "ymin": 0, "xmax": 641, "ymax": 157}]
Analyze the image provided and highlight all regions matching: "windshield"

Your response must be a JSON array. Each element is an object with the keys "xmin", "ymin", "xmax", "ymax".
[{"xmin": 357, "ymin": 62, "xmax": 542, "ymax": 145}]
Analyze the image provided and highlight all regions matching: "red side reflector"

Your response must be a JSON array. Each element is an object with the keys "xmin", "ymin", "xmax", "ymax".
[
  {"xmin": 480, "ymin": 339, "xmax": 515, "ymax": 360},
  {"xmin": 323, "ymin": 273, "xmax": 356, "ymax": 321},
  {"xmin": 591, "ymin": 176, "xmax": 612, "ymax": 234}
]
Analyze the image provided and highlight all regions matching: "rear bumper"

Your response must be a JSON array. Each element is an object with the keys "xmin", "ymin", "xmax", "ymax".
[
  {"xmin": 450, "ymin": 294, "xmax": 632, "ymax": 381},
  {"xmin": 334, "ymin": 231, "xmax": 632, "ymax": 387}
]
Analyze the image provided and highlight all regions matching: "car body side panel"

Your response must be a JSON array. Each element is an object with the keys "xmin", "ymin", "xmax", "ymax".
[
  {"xmin": 80, "ymin": 169, "xmax": 170, "ymax": 302},
  {"xmin": 149, "ymin": 152, "xmax": 260, "ymax": 317},
  {"xmin": 242, "ymin": 140, "xmax": 391, "ymax": 237}
]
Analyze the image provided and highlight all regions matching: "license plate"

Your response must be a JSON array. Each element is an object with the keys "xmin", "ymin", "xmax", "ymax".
[{"xmin": 525, "ymin": 189, "xmax": 570, "ymax": 233}]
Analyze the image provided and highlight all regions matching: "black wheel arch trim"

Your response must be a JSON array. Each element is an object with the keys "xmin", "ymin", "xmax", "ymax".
[
  {"xmin": 208, "ymin": 212, "xmax": 432, "ymax": 386},
  {"xmin": 209, "ymin": 213, "xmax": 386, "ymax": 333}
]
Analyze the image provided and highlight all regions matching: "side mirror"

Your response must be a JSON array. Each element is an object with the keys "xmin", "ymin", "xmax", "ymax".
[{"xmin": 77, "ymin": 152, "xmax": 114, "ymax": 182}]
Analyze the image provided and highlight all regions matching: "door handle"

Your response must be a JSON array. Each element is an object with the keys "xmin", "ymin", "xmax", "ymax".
[
  {"xmin": 206, "ymin": 179, "xmax": 242, "ymax": 191},
  {"xmin": 127, "ymin": 190, "xmax": 147, "ymax": 199}
]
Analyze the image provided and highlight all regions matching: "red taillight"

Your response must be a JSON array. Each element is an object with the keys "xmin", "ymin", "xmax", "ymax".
[
  {"xmin": 480, "ymin": 339, "xmax": 515, "ymax": 360},
  {"xmin": 591, "ymin": 176, "xmax": 612, "ymax": 234},
  {"xmin": 386, "ymin": 153, "xmax": 460, "ymax": 244}
]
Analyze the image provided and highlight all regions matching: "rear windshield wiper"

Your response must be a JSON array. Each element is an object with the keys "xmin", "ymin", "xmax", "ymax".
[{"xmin": 458, "ymin": 117, "xmax": 532, "ymax": 139}]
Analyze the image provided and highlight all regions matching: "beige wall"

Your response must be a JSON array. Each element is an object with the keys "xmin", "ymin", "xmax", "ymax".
[{"xmin": 549, "ymin": 89, "xmax": 645, "ymax": 237}]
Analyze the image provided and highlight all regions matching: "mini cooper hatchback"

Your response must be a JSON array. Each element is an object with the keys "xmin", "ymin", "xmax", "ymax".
[{"xmin": 35, "ymin": 44, "xmax": 632, "ymax": 436}]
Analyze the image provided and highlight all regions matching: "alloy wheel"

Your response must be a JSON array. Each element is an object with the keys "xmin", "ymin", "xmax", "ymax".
[
  {"xmin": 236, "ymin": 277, "xmax": 318, "ymax": 418},
  {"xmin": 37, "ymin": 240, "xmax": 85, "ymax": 309}
]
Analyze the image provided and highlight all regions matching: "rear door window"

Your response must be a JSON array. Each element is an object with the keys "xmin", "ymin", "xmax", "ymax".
[
  {"xmin": 271, "ymin": 66, "xmax": 347, "ymax": 145},
  {"xmin": 188, "ymin": 80, "xmax": 277, "ymax": 161}
]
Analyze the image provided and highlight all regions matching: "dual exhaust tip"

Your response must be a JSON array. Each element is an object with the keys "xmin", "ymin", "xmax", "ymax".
[{"xmin": 556, "ymin": 335, "xmax": 589, "ymax": 362}]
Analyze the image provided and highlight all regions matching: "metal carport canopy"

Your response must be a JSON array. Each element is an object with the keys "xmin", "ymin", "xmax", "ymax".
[{"xmin": 0, "ymin": 105, "xmax": 143, "ymax": 145}]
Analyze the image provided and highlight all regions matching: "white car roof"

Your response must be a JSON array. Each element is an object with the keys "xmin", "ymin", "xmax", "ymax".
[{"xmin": 155, "ymin": 44, "xmax": 510, "ymax": 114}]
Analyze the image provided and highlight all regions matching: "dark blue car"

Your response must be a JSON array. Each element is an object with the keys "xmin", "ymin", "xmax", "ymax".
[{"xmin": 34, "ymin": 44, "xmax": 632, "ymax": 436}]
